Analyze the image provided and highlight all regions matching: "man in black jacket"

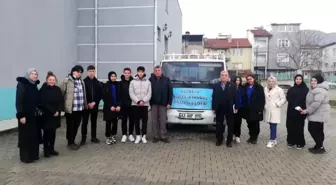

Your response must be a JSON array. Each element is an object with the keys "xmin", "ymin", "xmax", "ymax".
[
  {"xmin": 81, "ymin": 65, "xmax": 103, "ymax": 145},
  {"xmin": 212, "ymin": 71, "xmax": 237, "ymax": 147},
  {"xmin": 120, "ymin": 67, "xmax": 135, "ymax": 142},
  {"xmin": 149, "ymin": 66, "xmax": 173, "ymax": 143}
]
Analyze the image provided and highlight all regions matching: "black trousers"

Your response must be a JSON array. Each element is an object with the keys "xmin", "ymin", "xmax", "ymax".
[
  {"xmin": 43, "ymin": 128, "xmax": 56, "ymax": 152},
  {"xmin": 82, "ymin": 110, "xmax": 98, "ymax": 139},
  {"xmin": 246, "ymin": 120, "xmax": 260, "ymax": 141},
  {"xmin": 308, "ymin": 121, "xmax": 324, "ymax": 148},
  {"xmin": 65, "ymin": 111, "xmax": 83, "ymax": 145},
  {"xmin": 105, "ymin": 119, "xmax": 118, "ymax": 137},
  {"xmin": 286, "ymin": 118, "xmax": 305, "ymax": 146},
  {"xmin": 132, "ymin": 106, "xmax": 148, "ymax": 136},
  {"xmin": 121, "ymin": 106, "xmax": 134, "ymax": 135},
  {"xmin": 216, "ymin": 109, "xmax": 234, "ymax": 144},
  {"xmin": 233, "ymin": 113, "xmax": 242, "ymax": 137}
]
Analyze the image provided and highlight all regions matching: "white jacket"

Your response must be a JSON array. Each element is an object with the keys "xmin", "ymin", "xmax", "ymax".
[
  {"xmin": 129, "ymin": 76, "xmax": 152, "ymax": 106},
  {"xmin": 263, "ymin": 86, "xmax": 286, "ymax": 123}
]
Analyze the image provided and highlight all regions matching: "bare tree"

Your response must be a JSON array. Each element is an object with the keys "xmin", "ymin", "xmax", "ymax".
[{"xmin": 275, "ymin": 30, "xmax": 327, "ymax": 73}]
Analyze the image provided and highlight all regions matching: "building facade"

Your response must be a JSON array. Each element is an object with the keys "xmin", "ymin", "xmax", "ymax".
[
  {"xmin": 247, "ymin": 28, "xmax": 272, "ymax": 79},
  {"xmin": 321, "ymin": 42, "xmax": 336, "ymax": 79},
  {"xmin": 0, "ymin": 0, "xmax": 182, "ymax": 129},
  {"xmin": 182, "ymin": 32, "xmax": 204, "ymax": 54},
  {"xmin": 204, "ymin": 35, "xmax": 252, "ymax": 76}
]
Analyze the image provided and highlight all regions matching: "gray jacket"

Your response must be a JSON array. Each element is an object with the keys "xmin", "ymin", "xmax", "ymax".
[
  {"xmin": 304, "ymin": 81, "xmax": 330, "ymax": 123},
  {"xmin": 129, "ymin": 76, "xmax": 152, "ymax": 106}
]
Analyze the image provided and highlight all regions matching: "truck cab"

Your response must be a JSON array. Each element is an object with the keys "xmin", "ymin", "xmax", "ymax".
[{"xmin": 161, "ymin": 53, "xmax": 227, "ymax": 125}]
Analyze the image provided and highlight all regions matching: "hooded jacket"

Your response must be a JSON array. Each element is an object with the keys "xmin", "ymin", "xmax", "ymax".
[
  {"xmin": 129, "ymin": 75, "xmax": 152, "ymax": 106},
  {"xmin": 120, "ymin": 75, "xmax": 133, "ymax": 107},
  {"xmin": 303, "ymin": 81, "xmax": 330, "ymax": 122}
]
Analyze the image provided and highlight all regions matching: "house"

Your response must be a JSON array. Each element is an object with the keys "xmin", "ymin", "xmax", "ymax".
[
  {"xmin": 182, "ymin": 32, "xmax": 204, "ymax": 54},
  {"xmin": 247, "ymin": 27, "xmax": 272, "ymax": 79},
  {"xmin": 204, "ymin": 34, "xmax": 252, "ymax": 76},
  {"xmin": 321, "ymin": 42, "xmax": 336, "ymax": 78},
  {"xmin": 0, "ymin": 0, "xmax": 182, "ymax": 131}
]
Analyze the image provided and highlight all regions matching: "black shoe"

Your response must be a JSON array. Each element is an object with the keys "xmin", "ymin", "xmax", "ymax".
[
  {"xmin": 50, "ymin": 150, "xmax": 59, "ymax": 156},
  {"xmin": 67, "ymin": 143, "xmax": 79, "ymax": 150},
  {"xmin": 91, "ymin": 138, "xmax": 100, "ymax": 143},
  {"xmin": 309, "ymin": 147, "xmax": 326, "ymax": 154},
  {"xmin": 44, "ymin": 152, "xmax": 51, "ymax": 158},
  {"xmin": 161, "ymin": 138, "xmax": 170, "ymax": 143},
  {"xmin": 226, "ymin": 143, "xmax": 233, "ymax": 148},
  {"xmin": 21, "ymin": 160, "xmax": 34, "ymax": 164},
  {"xmin": 308, "ymin": 145, "xmax": 318, "ymax": 152},
  {"xmin": 251, "ymin": 140, "xmax": 257, "ymax": 144},
  {"xmin": 216, "ymin": 141, "xmax": 222, "ymax": 146},
  {"xmin": 296, "ymin": 145, "xmax": 304, "ymax": 149},
  {"xmin": 80, "ymin": 139, "xmax": 86, "ymax": 146},
  {"xmin": 153, "ymin": 138, "xmax": 159, "ymax": 143},
  {"xmin": 247, "ymin": 138, "xmax": 252, "ymax": 143},
  {"xmin": 287, "ymin": 144, "xmax": 295, "ymax": 148}
]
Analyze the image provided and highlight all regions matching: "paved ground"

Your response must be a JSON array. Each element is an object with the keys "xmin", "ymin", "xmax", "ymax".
[{"xmin": 1, "ymin": 107, "xmax": 336, "ymax": 185}]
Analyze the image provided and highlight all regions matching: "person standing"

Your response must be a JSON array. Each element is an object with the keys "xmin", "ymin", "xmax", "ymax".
[
  {"xmin": 15, "ymin": 68, "xmax": 40, "ymax": 163},
  {"xmin": 81, "ymin": 65, "xmax": 103, "ymax": 145},
  {"xmin": 60, "ymin": 65, "xmax": 88, "ymax": 150},
  {"xmin": 233, "ymin": 76, "xmax": 244, "ymax": 144},
  {"xmin": 39, "ymin": 72, "xmax": 63, "ymax": 157},
  {"xmin": 241, "ymin": 74, "xmax": 265, "ymax": 144},
  {"xmin": 103, "ymin": 71, "xmax": 121, "ymax": 145},
  {"xmin": 286, "ymin": 74, "xmax": 309, "ymax": 149},
  {"xmin": 301, "ymin": 74, "xmax": 329, "ymax": 154},
  {"xmin": 129, "ymin": 66, "xmax": 152, "ymax": 144},
  {"xmin": 263, "ymin": 76, "xmax": 286, "ymax": 148},
  {"xmin": 149, "ymin": 66, "xmax": 172, "ymax": 143},
  {"xmin": 212, "ymin": 71, "xmax": 236, "ymax": 147},
  {"xmin": 120, "ymin": 67, "xmax": 135, "ymax": 142}
]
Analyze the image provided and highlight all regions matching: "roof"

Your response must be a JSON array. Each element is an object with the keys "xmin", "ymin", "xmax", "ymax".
[
  {"xmin": 270, "ymin": 23, "xmax": 301, "ymax": 26},
  {"xmin": 182, "ymin": 34, "xmax": 204, "ymax": 42},
  {"xmin": 204, "ymin": 38, "xmax": 252, "ymax": 49},
  {"xmin": 250, "ymin": 29, "xmax": 272, "ymax": 37},
  {"xmin": 321, "ymin": 42, "xmax": 336, "ymax": 49}
]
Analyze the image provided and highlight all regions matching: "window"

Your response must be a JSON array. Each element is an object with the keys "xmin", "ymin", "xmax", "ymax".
[
  {"xmin": 165, "ymin": 0, "xmax": 168, "ymax": 13},
  {"xmin": 278, "ymin": 25, "xmax": 286, "ymax": 32},
  {"xmin": 333, "ymin": 48, "xmax": 336, "ymax": 56},
  {"xmin": 277, "ymin": 25, "xmax": 298, "ymax": 32},
  {"xmin": 191, "ymin": 50, "xmax": 199, "ymax": 54},
  {"xmin": 157, "ymin": 27, "xmax": 161, "ymax": 41},
  {"xmin": 277, "ymin": 53, "xmax": 290, "ymax": 63},
  {"xmin": 231, "ymin": 49, "xmax": 243, "ymax": 56},
  {"xmin": 277, "ymin": 39, "xmax": 290, "ymax": 47},
  {"xmin": 324, "ymin": 63, "xmax": 328, "ymax": 68}
]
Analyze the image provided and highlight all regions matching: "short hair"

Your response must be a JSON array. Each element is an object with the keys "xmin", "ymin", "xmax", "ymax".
[
  {"xmin": 87, "ymin": 65, "xmax": 95, "ymax": 71},
  {"xmin": 137, "ymin": 66, "xmax": 145, "ymax": 72},
  {"xmin": 123, "ymin": 67, "xmax": 131, "ymax": 72},
  {"xmin": 154, "ymin": 65, "xmax": 161, "ymax": 69}
]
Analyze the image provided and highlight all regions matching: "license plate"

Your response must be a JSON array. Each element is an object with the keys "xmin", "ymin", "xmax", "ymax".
[{"xmin": 178, "ymin": 113, "xmax": 202, "ymax": 120}]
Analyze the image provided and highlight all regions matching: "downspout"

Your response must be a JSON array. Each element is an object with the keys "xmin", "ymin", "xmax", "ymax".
[
  {"xmin": 153, "ymin": 0, "xmax": 158, "ymax": 67},
  {"xmin": 94, "ymin": 0, "xmax": 98, "ymax": 77}
]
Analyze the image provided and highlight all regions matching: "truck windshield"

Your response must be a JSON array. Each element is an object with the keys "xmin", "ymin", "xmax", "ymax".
[{"xmin": 162, "ymin": 62, "xmax": 224, "ymax": 83}]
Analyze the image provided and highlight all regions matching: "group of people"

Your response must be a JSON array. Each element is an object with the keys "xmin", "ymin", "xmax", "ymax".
[
  {"xmin": 213, "ymin": 71, "xmax": 329, "ymax": 155},
  {"xmin": 15, "ymin": 65, "xmax": 172, "ymax": 163},
  {"xmin": 15, "ymin": 65, "xmax": 330, "ymax": 163}
]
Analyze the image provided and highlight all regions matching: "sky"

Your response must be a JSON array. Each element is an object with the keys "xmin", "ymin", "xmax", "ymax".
[{"xmin": 178, "ymin": 0, "xmax": 335, "ymax": 38}]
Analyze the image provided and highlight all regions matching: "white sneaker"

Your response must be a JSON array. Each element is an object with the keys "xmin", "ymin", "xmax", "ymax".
[
  {"xmin": 266, "ymin": 140, "xmax": 275, "ymax": 148},
  {"xmin": 142, "ymin": 135, "xmax": 148, "ymax": 144},
  {"xmin": 106, "ymin": 137, "xmax": 112, "ymax": 145},
  {"xmin": 235, "ymin": 137, "xmax": 241, "ymax": 143},
  {"xmin": 273, "ymin": 140, "xmax": 277, "ymax": 145},
  {"xmin": 128, "ymin": 135, "xmax": 135, "ymax": 142},
  {"xmin": 121, "ymin": 135, "xmax": 127, "ymax": 143},
  {"xmin": 233, "ymin": 136, "xmax": 236, "ymax": 141},
  {"xmin": 111, "ymin": 136, "xmax": 117, "ymax": 144},
  {"xmin": 134, "ymin": 135, "xmax": 141, "ymax": 144}
]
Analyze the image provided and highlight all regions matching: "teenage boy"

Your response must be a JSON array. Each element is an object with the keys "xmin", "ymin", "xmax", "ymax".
[{"xmin": 81, "ymin": 65, "xmax": 103, "ymax": 145}]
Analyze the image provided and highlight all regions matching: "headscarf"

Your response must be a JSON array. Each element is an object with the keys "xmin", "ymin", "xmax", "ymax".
[
  {"xmin": 108, "ymin": 71, "xmax": 117, "ymax": 82},
  {"xmin": 267, "ymin": 76, "xmax": 277, "ymax": 89},
  {"xmin": 25, "ymin": 68, "xmax": 37, "ymax": 84},
  {"xmin": 293, "ymin": 74, "xmax": 307, "ymax": 88}
]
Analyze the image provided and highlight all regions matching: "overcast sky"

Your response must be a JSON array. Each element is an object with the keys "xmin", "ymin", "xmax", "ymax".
[{"xmin": 178, "ymin": 0, "xmax": 335, "ymax": 38}]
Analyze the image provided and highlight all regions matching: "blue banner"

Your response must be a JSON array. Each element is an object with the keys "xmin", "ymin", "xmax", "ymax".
[{"xmin": 171, "ymin": 88, "xmax": 213, "ymax": 110}]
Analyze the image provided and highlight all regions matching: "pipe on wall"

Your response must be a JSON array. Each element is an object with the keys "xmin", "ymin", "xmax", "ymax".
[
  {"xmin": 153, "ymin": 0, "xmax": 158, "ymax": 67},
  {"xmin": 94, "ymin": 0, "xmax": 98, "ymax": 77}
]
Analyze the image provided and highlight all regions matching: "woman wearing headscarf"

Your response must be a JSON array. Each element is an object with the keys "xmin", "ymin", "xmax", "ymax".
[
  {"xmin": 39, "ymin": 72, "xmax": 63, "ymax": 157},
  {"xmin": 233, "ymin": 76, "xmax": 244, "ymax": 143},
  {"xmin": 301, "ymin": 74, "xmax": 330, "ymax": 154},
  {"xmin": 286, "ymin": 74, "xmax": 309, "ymax": 149},
  {"xmin": 15, "ymin": 68, "xmax": 40, "ymax": 163},
  {"xmin": 103, "ymin": 71, "xmax": 121, "ymax": 145},
  {"xmin": 263, "ymin": 76, "xmax": 286, "ymax": 148}
]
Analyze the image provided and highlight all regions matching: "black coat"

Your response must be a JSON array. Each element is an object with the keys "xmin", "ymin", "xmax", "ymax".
[
  {"xmin": 149, "ymin": 73, "xmax": 173, "ymax": 106},
  {"xmin": 39, "ymin": 83, "xmax": 63, "ymax": 129},
  {"xmin": 103, "ymin": 81, "xmax": 121, "ymax": 121},
  {"xmin": 286, "ymin": 82, "xmax": 309, "ymax": 121},
  {"xmin": 15, "ymin": 77, "xmax": 40, "ymax": 149},
  {"xmin": 119, "ymin": 75, "xmax": 133, "ymax": 107},
  {"xmin": 83, "ymin": 77, "xmax": 103, "ymax": 110},
  {"xmin": 241, "ymin": 83, "xmax": 265, "ymax": 121},
  {"xmin": 212, "ymin": 81, "xmax": 237, "ymax": 115}
]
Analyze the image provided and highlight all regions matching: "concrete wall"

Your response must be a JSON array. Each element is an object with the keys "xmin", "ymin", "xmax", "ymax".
[{"xmin": 0, "ymin": 0, "xmax": 77, "ymax": 121}]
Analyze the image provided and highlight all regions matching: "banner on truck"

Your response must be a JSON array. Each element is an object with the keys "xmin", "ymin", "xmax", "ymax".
[{"xmin": 171, "ymin": 88, "xmax": 213, "ymax": 110}]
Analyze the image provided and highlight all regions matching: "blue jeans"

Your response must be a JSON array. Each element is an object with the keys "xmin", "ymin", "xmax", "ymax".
[{"xmin": 269, "ymin": 123, "xmax": 277, "ymax": 140}]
